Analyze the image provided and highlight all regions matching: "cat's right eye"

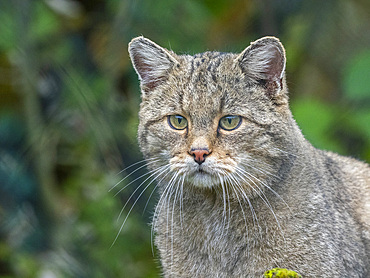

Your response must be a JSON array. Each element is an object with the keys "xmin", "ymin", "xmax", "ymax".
[{"xmin": 168, "ymin": 115, "xmax": 188, "ymax": 130}]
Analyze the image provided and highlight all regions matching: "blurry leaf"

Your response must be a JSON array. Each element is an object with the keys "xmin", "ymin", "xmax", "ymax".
[
  {"xmin": 0, "ymin": 6, "xmax": 17, "ymax": 51},
  {"xmin": 343, "ymin": 50, "xmax": 370, "ymax": 101},
  {"xmin": 284, "ymin": 14, "xmax": 311, "ymax": 71},
  {"xmin": 353, "ymin": 109, "xmax": 370, "ymax": 140},
  {"xmin": 352, "ymin": 108, "xmax": 370, "ymax": 161},
  {"xmin": 31, "ymin": 2, "xmax": 61, "ymax": 42},
  {"xmin": 291, "ymin": 98, "xmax": 344, "ymax": 153}
]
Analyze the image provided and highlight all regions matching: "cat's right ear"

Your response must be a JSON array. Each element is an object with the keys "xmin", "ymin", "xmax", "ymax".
[
  {"xmin": 128, "ymin": 36, "xmax": 179, "ymax": 93},
  {"xmin": 236, "ymin": 37, "xmax": 286, "ymax": 96}
]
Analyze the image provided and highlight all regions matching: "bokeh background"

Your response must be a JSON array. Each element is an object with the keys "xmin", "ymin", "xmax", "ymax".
[{"xmin": 0, "ymin": 0, "xmax": 369, "ymax": 277}]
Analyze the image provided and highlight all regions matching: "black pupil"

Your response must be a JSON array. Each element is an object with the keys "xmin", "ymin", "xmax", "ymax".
[
  {"xmin": 227, "ymin": 117, "xmax": 233, "ymax": 124},
  {"xmin": 176, "ymin": 116, "xmax": 182, "ymax": 125}
]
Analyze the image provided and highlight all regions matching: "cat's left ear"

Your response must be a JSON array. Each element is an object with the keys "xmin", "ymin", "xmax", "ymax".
[{"xmin": 236, "ymin": 37, "xmax": 286, "ymax": 96}]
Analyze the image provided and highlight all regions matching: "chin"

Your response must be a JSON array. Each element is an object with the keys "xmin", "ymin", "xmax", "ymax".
[{"xmin": 187, "ymin": 171, "xmax": 220, "ymax": 188}]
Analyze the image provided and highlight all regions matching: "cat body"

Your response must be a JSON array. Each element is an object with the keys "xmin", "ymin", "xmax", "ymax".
[{"xmin": 128, "ymin": 36, "xmax": 370, "ymax": 277}]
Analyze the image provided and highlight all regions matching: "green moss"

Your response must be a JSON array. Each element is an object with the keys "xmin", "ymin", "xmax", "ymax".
[{"xmin": 264, "ymin": 268, "xmax": 302, "ymax": 278}]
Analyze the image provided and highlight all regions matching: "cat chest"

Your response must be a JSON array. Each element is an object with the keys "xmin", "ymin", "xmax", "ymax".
[{"xmin": 153, "ymin": 197, "xmax": 289, "ymax": 276}]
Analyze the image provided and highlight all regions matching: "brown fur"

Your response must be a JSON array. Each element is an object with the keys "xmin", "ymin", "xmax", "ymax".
[{"xmin": 128, "ymin": 36, "xmax": 370, "ymax": 277}]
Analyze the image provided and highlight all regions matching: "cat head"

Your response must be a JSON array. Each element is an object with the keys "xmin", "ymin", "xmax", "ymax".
[{"xmin": 129, "ymin": 36, "xmax": 296, "ymax": 191}]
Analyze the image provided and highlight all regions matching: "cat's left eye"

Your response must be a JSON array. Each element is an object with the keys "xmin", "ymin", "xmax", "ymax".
[
  {"xmin": 168, "ymin": 115, "xmax": 188, "ymax": 130},
  {"xmin": 219, "ymin": 115, "xmax": 242, "ymax": 131}
]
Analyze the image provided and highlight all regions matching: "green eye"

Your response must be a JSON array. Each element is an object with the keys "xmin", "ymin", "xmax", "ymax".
[
  {"xmin": 219, "ymin": 115, "xmax": 242, "ymax": 131},
  {"xmin": 168, "ymin": 115, "xmax": 188, "ymax": 130}
]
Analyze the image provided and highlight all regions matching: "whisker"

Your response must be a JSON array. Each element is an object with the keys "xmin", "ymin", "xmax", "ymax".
[
  {"xmin": 235, "ymin": 166, "xmax": 274, "ymax": 207},
  {"xmin": 141, "ymin": 169, "xmax": 174, "ymax": 257},
  {"xmin": 224, "ymin": 171, "xmax": 260, "ymax": 234},
  {"xmin": 151, "ymin": 171, "xmax": 179, "ymax": 253},
  {"xmin": 237, "ymin": 164, "xmax": 291, "ymax": 212},
  {"xmin": 163, "ymin": 172, "xmax": 180, "ymax": 257},
  {"xmin": 142, "ymin": 166, "xmax": 174, "ymax": 215},
  {"xmin": 179, "ymin": 174, "xmax": 186, "ymax": 230},
  {"xmin": 239, "ymin": 159, "xmax": 280, "ymax": 180},
  {"xmin": 223, "ymin": 172, "xmax": 250, "ymax": 255},
  {"xmin": 235, "ymin": 167, "xmax": 285, "ymax": 240},
  {"xmin": 113, "ymin": 166, "xmax": 161, "ymax": 197},
  {"xmin": 110, "ymin": 165, "xmax": 169, "ymax": 248},
  {"xmin": 109, "ymin": 158, "xmax": 161, "ymax": 192},
  {"xmin": 116, "ymin": 157, "xmax": 159, "ymax": 176},
  {"xmin": 171, "ymin": 173, "xmax": 183, "ymax": 270},
  {"xmin": 219, "ymin": 174, "xmax": 228, "ymax": 230},
  {"xmin": 224, "ymin": 175, "xmax": 231, "ymax": 230}
]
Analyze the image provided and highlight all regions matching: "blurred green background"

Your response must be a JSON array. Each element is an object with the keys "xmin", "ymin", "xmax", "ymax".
[{"xmin": 0, "ymin": 0, "xmax": 369, "ymax": 277}]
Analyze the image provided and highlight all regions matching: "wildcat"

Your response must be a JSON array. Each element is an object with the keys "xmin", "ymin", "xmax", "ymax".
[{"xmin": 128, "ymin": 36, "xmax": 370, "ymax": 277}]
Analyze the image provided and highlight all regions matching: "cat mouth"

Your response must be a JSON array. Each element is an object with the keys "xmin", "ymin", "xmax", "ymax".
[
  {"xmin": 193, "ymin": 168, "xmax": 208, "ymax": 176},
  {"xmin": 187, "ymin": 166, "xmax": 221, "ymax": 188},
  {"xmin": 194, "ymin": 165, "xmax": 212, "ymax": 176}
]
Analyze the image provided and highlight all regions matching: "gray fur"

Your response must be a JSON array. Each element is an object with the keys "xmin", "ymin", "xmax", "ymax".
[{"xmin": 128, "ymin": 36, "xmax": 370, "ymax": 277}]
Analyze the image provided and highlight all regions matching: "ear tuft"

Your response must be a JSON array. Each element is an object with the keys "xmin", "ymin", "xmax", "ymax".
[
  {"xmin": 128, "ymin": 37, "xmax": 178, "ymax": 92},
  {"xmin": 236, "ymin": 37, "xmax": 286, "ymax": 95}
]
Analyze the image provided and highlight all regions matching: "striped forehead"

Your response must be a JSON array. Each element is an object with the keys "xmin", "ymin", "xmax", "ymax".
[
  {"xmin": 188, "ymin": 52, "xmax": 229, "ymax": 82},
  {"xmin": 179, "ymin": 52, "xmax": 232, "ymax": 128}
]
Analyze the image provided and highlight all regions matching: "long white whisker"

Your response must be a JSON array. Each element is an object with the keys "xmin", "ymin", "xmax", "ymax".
[
  {"xmin": 223, "ymin": 172, "xmax": 250, "ymax": 256},
  {"xmin": 142, "ymin": 168, "xmax": 174, "ymax": 256},
  {"xmin": 225, "ymin": 171, "xmax": 260, "ymax": 234},
  {"xmin": 110, "ymin": 165, "xmax": 170, "ymax": 248},
  {"xmin": 224, "ymin": 175, "xmax": 231, "ymax": 230},
  {"xmin": 163, "ymin": 172, "xmax": 180, "ymax": 261},
  {"xmin": 116, "ymin": 157, "xmax": 159, "ymax": 176},
  {"xmin": 179, "ymin": 174, "xmax": 185, "ymax": 230},
  {"xmin": 151, "ymin": 180, "xmax": 173, "ymax": 251},
  {"xmin": 219, "ymin": 174, "xmax": 228, "ymax": 230},
  {"xmin": 152, "ymin": 171, "xmax": 179, "ymax": 255},
  {"xmin": 239, "ymin": 159, "xmax": 280, "ymax": 180},
  {"xmin": 116, "ymin": 165, "xmax": 169, "ymax": 220},
  {"xmin": 237, "ymin": 165, "xmax": 291, "ymax": 212},
  {"xmin": 109, "ymin": 158, "xmax": 161, "ymax": 192},
  {"xmin": 235, "ymin": 166, "xmax": 274, "ymax": 208},
  {"xmin": 114, "ymin": 165, "xmax": 163, "ymax": 197},
  {"xmin": 171, "ymin": 173, "xmax": 183, "ymax": 271},
  {"xmin": 235, "ymin": 167, "xmax": 285, "ymax": 240},
  {"xmin": 142, "ymin": 166, "xmax": 174, "ymax": 214}
]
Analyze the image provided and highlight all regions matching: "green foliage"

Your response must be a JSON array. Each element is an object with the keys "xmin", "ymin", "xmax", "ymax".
[
  {"xmin": 0, "ymin": 0, "xmax": 369, "ymax": 277},
  {"xmin": 291, "ymin": 98, "xmax": 344, "ymax": 153},
  {"xmin": 343, "ymin": 50, "xmax": 370, "ymax": 101},
  {"xmin": 264, "ymin": 268, "xmax": 302, "ymax": 278}
]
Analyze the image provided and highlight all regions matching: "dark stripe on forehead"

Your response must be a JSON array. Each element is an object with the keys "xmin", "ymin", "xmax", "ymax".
[
  {"xmin": 219, "ymin": 93, "xmax": 226, "ymax": 112},
  {"xmin": 207, "ymin": 57, "xmax": 223, "ymax": 74},
  {"xmin": 178, "ymin": 90, "xmax": 184, "ymax": 108}
]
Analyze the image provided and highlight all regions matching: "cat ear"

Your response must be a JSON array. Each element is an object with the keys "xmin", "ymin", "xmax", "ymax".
[
  {"xmin": 128, "ymin": 36, "xmax": 179, "ymax": 92},
  {"xmin": 236, "ymin": 36, "xmax": 286, "ymax": 95}
]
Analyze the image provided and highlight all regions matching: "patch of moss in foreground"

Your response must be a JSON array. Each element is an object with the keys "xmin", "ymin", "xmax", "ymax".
[{"xmin": 264, "ymin": 268, "xmax": 302, "ymax": 278}]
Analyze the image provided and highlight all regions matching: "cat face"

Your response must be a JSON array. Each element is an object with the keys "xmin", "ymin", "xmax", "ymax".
[{"xmin": 129, "ymin": 37, "xmax": 292, "ymax": 192}]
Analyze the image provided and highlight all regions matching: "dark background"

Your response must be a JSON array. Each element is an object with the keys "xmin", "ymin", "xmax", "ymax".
[{"xmin": 0, "ymin": 0, "xmax": 369, "ymax": 277}]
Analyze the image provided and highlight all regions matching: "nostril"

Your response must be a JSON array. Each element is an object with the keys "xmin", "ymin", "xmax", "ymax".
[{"xmin": 189, "ymin": 148, "xmax": 210, "ymax": 165}]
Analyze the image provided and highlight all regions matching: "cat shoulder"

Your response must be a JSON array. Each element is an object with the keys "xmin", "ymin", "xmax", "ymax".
[{"xmin": 323, "ymin": 150, "xmax": 370, "ymax": 231}]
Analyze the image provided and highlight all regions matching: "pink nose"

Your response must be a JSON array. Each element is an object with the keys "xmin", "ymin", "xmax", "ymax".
[{"xmin": 190, "ymin": 148, "xmax": 210, "ymax": 165}]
